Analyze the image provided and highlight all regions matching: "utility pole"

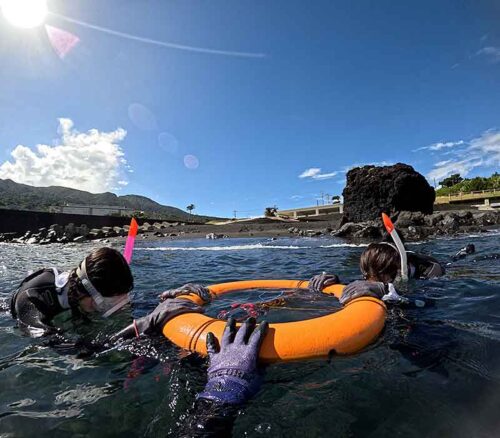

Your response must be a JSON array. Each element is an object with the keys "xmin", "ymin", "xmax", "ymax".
[{"xmin": 233, "ymin": 210, "xmax": 237, "ymax": 219}]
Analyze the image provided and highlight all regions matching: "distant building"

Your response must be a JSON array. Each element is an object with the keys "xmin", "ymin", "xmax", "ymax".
[{"xmin": 50, "ymin": 204, "xmax": 135, "ymax": 217}]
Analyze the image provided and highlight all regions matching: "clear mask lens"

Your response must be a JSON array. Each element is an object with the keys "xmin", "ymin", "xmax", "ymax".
[{"xmin": 76, "ymin": 258, "xmax": 130, "ymax": 318}]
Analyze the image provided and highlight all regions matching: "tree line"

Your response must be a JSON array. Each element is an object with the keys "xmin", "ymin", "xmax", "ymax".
[{"xmin": 436, "ymin": 172, "xmax": 500, "ymax": 196}]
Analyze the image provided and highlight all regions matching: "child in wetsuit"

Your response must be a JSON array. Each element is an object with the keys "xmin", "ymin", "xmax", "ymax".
[
  {"xmin": 310, "ymin": 242, "xmax": 445, "ymax": 305},
  {"xmin": 9, "ymin": 247, "xmax": 134, "ymax": 336}
]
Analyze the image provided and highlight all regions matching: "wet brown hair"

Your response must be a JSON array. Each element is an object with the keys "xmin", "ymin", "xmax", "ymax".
[
  {"xmin": 68, "ymin": 247, "xmax": 134, "ymax": 309},
  {"xmin": 360, "ymin": 243, "xmax": 400, "ymax": 283}
]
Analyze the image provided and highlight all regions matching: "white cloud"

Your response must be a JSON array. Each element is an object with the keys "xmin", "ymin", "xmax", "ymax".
[
  {"xmin": 312, "ymin": 171, "xmax": 338, "ymax": 180},
  {"xmin": 413, "ymin": 140, "xmax": 464, "ymax": 152},
  {"xmin": 427, "ymin": 128, "xmax": 500, "ymax": 182},
  {"xmin": 0, "ymin": 118, "xmax": 128, "ymax": 193},
  {"xmin": 299, "ymin": 167, "xmax": 338, "ymax": 180},
  {"xmin": 290, "ymin": 195, "xmax": 303, "ymax": 200},
  {"xmin": 434, "ymin": 159, "xmax": 453, "ymax": 167},
  {"xmin": 299, "ymin": 168, "xmax": 321, "ymax": 178},
  {"xmin": 477, "ymin": 46, "xmax": 500, "ymax": 63}
]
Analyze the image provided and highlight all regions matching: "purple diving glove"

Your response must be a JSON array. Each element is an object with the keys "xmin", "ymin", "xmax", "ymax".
[
  {"xmin": 159, "ymin": 283, "xmax": 212, "ymax": 303},
  {"xmin": 197, "ymin": 317, "xmax": 269, "ymax": 405},
  {"xmin": 308, "ymin": 272, "xmax": 340, "ymax": 293},
  {"xmin": 339, "ymin": 280, "xmax": 386, "ymax": 305},
  {"xmin": 110, "ymin": 298, "xmax": 202, "ymax": 341}
]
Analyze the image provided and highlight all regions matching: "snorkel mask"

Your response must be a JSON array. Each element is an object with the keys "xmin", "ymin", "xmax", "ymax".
[{"xmin": 76, "ymin": 258, "xmax": 130, "ymax": 318}]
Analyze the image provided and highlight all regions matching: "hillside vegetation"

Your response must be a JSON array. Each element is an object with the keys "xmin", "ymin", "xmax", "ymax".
[
  {"xmin": 436, "ymin": 172, "xmax": 499, "ymax": 196},
  {"xmin": 0, "ymin": 179, "xmax": 219, "ymax": 222}
]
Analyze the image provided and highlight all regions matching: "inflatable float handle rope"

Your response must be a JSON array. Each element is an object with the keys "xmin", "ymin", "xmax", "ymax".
[{"xmin": 381, "ymin": 213, "xmax": 408, "ymax": 282}]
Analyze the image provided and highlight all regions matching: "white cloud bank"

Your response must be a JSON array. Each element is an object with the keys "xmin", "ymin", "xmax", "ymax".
[
  {"xmin": 426, "ymin": 128, "xmax": 500, "ymax": 182},
  {"xmin": 299, "ymin": 167, "xmax": 338, "ymax": 180},
  {"xmin": 0, "ymin": 118, "xmax": 128, "ymax": 193}
]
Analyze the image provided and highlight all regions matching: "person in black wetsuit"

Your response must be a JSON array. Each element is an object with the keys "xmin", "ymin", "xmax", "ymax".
[
  {"xmin": 7, "ymin": 246, "xmax": 205, "ymax": 339},
  {"xmin": 381, "ymin": 234, "xmax": 445, "ymax": 279},
  {"xmin": 308, "ymin": 236, "xmax": 447, "ymax": 298},
  {"xmin": 308, "ymin": 242, "xmax": 443, "ymax": 305},
  {"xmin": 5, "ymin": 247, "xmax": 266, "ymax": 436},
  {"xmin": 8, "ymin": 247, "xmax": 134, "ymax": 337}
]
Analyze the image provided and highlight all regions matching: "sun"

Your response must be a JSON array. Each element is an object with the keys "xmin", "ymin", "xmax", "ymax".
[{"xmin": 1, "ymin": 0, "xmax": 47, "ymax": 29}]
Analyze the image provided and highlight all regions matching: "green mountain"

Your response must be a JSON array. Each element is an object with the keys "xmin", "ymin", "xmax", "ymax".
[{"xmin": 0, "ymin": 179, "xmax": 218, "ymax": 222}]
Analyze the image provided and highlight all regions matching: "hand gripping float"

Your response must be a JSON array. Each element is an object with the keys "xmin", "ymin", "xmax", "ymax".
[{"xmin": 162, "ymin": 280, "xmax": 386, "ymax": 363}]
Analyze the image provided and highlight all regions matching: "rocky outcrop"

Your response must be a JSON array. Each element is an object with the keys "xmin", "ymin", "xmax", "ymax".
[
  {"xmin": 333, "ymin": 210, "xmax": 499, "ymax": 240},
  {"xmin": 342, "ymin": 163, "xmax": 435, "ymax": 223}
]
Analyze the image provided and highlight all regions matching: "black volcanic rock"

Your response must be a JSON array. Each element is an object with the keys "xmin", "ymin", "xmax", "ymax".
[{"xmin": 341, "ymin": 163, "xmax": 435, "ymax": 223}]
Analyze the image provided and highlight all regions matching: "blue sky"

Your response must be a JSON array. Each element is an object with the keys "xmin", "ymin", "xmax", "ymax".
[{"xmin": 0, "ymin": 0, "xmax": 499, "ymax": 217}]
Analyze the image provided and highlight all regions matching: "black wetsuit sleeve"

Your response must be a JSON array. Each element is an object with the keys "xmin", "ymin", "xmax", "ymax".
[
  {"xmin": 11, "ymin": 288, "xmax": 109, "ymax": 357},
  {"xmin": 178, "ymin": 398, "xmax": 239, "ymax": 438},
  {"xmin": 12, "ymin": 289, "xmax": 59, "ymax": 336}
]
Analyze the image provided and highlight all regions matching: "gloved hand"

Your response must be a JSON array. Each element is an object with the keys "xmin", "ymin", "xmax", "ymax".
[
  {"xmin": 197, "ymin": 317, "xmax": 269, "ymax": 405},
  {"xmin": 110, "ymin": 298, "xmax": 202, "ymax": 340},
  {"xmin": 159, "ymin": 283, "xmax": 212, "ymax": 303},
  {"xmin": 308, "ymin": 272, "xmax": 340, "ymax": 293},
  {"xmin": 339, "ymin": 280, "xmax": 386, "ymax": 305}
]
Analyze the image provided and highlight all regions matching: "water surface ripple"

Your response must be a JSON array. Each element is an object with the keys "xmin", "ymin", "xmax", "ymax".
[{"xmin": 0, "ymin": 234, "xmax": 499, "ymax": 437}]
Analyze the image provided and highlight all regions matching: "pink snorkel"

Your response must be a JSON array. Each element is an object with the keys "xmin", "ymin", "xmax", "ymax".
[
  {"xmin": 381, "ymin": 213, "xmax": 408, "ymax": 282},
  {"xmin": 124, "ymin": 218, "xmax": 138, "ymax": 264}
]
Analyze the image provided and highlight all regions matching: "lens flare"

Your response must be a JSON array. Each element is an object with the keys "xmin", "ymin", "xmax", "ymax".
[
  {"xmin": 1, "ymin": 0, "xmax": 47, "ymax": 28},
  {"xmin": 184, "ymin": 155, "xmax": 199, "ymax": 170}
]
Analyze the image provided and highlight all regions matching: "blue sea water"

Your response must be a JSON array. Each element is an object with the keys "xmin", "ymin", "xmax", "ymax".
[{"xmin": 0, "ymin": 233, "xmax": 499, "ymax": 437}]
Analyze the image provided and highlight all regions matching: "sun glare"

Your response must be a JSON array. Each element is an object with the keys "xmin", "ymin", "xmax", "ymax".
[{"xmin": 1, "ymin": 0, "xmax": 47, "ymax": 29}]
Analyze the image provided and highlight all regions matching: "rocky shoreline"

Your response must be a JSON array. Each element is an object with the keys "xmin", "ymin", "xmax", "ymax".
[
  {"xmin": 0, "ymin": 221, "xmax": 188, "ymax": 245},
  {"xmin": 331, "ymin": 210, "xmax": 500, "ymax": 240},
  {"xmin": 0, "ymin": 209, "xmax": 498, "ymax": 246}
]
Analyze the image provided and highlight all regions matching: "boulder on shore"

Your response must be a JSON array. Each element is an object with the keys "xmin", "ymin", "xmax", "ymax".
[
  {"xmin": 206, "ymin": 232, "xmax": 227, "ymax": 239},
  {"xmin": 342, "ymin": 163, "xmax": 435, "ymax": 223},
  {"xmin": 331, "ymin": 209, "xmax": 499, "ymax": 240}
]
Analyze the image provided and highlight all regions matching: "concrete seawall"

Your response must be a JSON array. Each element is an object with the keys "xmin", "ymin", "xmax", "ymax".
[{"xmin": 0, "ymin": 209, "xmax": 183, "ymax": 234}]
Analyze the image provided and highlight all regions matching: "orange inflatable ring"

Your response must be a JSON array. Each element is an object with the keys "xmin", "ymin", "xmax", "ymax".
[{"xmin": 162, "ymin": 280, "xmax": 386, "ymax": 363}]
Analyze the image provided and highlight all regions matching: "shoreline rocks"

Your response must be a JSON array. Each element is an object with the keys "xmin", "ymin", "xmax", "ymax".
[
  {"xmin": 0, "ymin": 209, "xmax": 498, "ymax": 245},
  {"xmin": 330, "ymin": 210, "xmax": 499, "ymax": 240}
]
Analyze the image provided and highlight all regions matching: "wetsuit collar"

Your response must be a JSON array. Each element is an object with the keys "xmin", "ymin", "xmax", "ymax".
[{"xmin": 51, "ymin": 268, "xmax": 71, "ymax": 310}]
